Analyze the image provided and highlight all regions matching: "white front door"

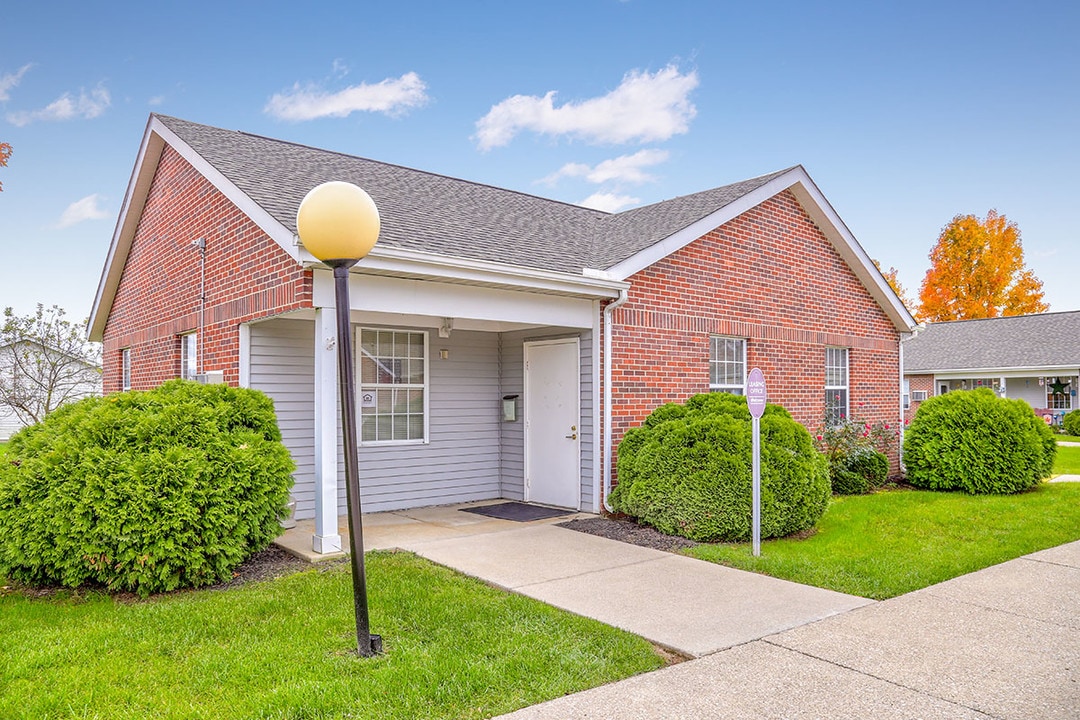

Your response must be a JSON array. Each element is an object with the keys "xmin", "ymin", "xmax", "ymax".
[{"xmin": 524, "ymin": 338, "xmax": 580, "ymax": 509}]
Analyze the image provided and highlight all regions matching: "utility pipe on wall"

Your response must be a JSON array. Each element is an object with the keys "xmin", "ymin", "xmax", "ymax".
[{"xmin": 601, "ymin": 288, "xmax": 629, "ymax": 513}]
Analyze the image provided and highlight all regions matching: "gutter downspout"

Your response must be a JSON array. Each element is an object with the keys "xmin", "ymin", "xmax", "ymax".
[
  {"xmin": 898, "ymin": 332, "xmax": 909, "ymax": 473},
  {"xmin": 602, "ymin": 287, "xmax": 630, "ymax": 513}
]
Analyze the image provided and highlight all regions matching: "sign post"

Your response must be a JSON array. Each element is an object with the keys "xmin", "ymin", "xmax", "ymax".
[{"xmin": 746, "ymin": 368, "xmax": 767, "ymax": 557}]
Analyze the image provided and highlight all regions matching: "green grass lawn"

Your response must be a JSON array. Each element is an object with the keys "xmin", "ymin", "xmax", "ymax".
[
  {"xmin": 1056, "ymin": 434, "xmax": 1080, "ymax": 443},
  {"xmin": 0, "ymin": 551, "xmax": 664, "ymax": 720},
  {"xmin": 686, "ymin": 483, "xmax": 1080, "ymax": 600},
  {"xmin": 1055, "ymin": 445, "xmax": 1080, "ymax": 474}
]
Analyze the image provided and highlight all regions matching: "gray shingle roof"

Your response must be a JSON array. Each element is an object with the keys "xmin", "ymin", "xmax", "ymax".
[
  {"xmin": 156, "ymin": 115, "xmax": 793, "ymax": 274},
  {"xmin": 904, "ymin": 311, "xmax": 1080, "ymax": 372}
]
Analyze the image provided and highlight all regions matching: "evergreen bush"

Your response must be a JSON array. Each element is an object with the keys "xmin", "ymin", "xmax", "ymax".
[
  {"xmin": 1063, "ymin": 409, "xmax": 1080, "ymax": 437},
  {"xmin": 0, "ymin": 380, "xmax": 294, "ymax": 595},
  {"xmin": 609, "ymin": 393, "xmax": 829, "ymax": 542},
  {"xmin": 902, "ymin": 388, "xmax": 1055, "ymax": 494}
]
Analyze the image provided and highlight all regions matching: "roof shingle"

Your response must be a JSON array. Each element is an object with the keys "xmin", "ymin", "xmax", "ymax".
[
  {"xmin": 156, "ymin": 115, "xmax": 793, "ymax": 274},
  {"xmin": 904, "ymin": 311, "xmax": 1080, "ymax": 372}
]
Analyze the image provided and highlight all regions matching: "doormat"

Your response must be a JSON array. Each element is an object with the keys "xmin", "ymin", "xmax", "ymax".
[{"xmin": 461, "ymin": 502, "xmax": 573, "ymax": 522}]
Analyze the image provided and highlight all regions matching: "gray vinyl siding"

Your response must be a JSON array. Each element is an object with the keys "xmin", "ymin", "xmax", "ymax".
[
  {"xmin": 498, "ymin": 327, "xmax": 594, "ymax": 510},
  {"xmin": 247, "ymin": 319, "xmax": 318, "ymax": 518},
  {"xmin": 356, "ymin": 327, "xmax": 502, "ymax": 512},
  {"xmin": 248, "ymin": 317, "xmax": 594, "ymax": 518},
  {"xmin": 0, "ymin": 405, "xmax": 24, "ymax": 441}
]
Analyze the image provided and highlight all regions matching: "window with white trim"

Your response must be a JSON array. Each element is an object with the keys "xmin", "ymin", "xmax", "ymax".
[
  {"xmin": 357, "ymin": 328, "xmax": 428, "ymax": 443},
  {"xmin": 709, "ymin": 336, "xmax": 746, "ymax": 395},
  {"xmin": 121, "ymin": 348, "xmax": 131, "ymax": 391},
  {"xmin": 903, "ymin": 379, "xmax": 910, "ymax": 410},
  {"xmin": 1047, "ymin": 377, "xmax": 1073, "ymax": 410},
  {"xmin": 825, "ymin": 347, "xmax": 849, "ymax": 424},
  {"xmin": 180, "ymin": 333, "xmax": 197, "ymax": 381}
]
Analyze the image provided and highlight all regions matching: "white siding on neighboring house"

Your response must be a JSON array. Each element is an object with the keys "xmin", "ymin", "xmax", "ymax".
[{"xmin": 0, "ymin": 406, "xmax": 23, "ymax": 442}]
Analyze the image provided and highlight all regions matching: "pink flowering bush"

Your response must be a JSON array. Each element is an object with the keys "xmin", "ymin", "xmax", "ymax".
[{"xmin": 814, "ymin": 406, "xmax": 897, "ymax": 494}]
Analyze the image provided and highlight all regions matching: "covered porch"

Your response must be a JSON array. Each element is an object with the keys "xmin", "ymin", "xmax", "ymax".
[{"xmin": 241, "ymin": 264, "xmax": 625, "ymax": 555}]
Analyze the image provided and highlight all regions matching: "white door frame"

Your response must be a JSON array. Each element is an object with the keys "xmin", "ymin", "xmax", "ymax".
[{"xmin": 523, "ymin": 337, "xmax": 581, "ymax": 508}]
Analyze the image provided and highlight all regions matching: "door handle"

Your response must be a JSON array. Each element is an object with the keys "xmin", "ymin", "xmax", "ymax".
[{"xmin": 565, "ymin": 433, "xmax": 577, "ymax": 440}]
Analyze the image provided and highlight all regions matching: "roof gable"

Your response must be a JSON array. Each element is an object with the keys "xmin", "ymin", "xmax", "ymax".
[{"xmin": 89, "ymin": 115, "xmax": 916, "ymax": 340}]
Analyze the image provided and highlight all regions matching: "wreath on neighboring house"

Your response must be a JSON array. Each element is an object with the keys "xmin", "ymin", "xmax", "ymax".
[{"xmin": 1048, "ymin": 379, "xmax": 1071, "ymax": 396}]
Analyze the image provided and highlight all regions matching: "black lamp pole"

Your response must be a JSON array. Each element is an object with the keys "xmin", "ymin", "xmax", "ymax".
[{"xmin": 329, "ymin": 259, "xmax": 381, "ymax": 657}]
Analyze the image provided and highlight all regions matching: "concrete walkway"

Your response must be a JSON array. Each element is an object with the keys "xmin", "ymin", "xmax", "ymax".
[
  {"xmin": 497, "ymin": 540, "xmax": 1080, "ymax": 720},
  {"xmin": 276, "ymin": 502, "xmax": 870, "ymax": 657}
]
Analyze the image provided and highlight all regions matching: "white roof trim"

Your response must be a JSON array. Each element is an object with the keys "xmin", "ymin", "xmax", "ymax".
[
  {"xmin": 908, "ymin": 365, "xmax": 1080, "ymax": 378},
  {"xmin": 602, "ymin": 166, "xmax": 917, "ymax": 334},
  {"xmin": 88, "ymin": 116, "xmax": 299, "ymax": 341},
  {"xmin": 310, "ymin": 244, "xmax": 627, "ymax": 299}
]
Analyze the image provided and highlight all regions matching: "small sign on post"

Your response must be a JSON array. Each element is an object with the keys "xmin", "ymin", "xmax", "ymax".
[{"xmin": 746, "ymin": 368, "xmax": 766, "ymax": 557}]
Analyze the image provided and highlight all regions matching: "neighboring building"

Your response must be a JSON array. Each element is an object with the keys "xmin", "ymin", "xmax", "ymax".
[
  {"xmin": 903, "ymin": 311, "xmax": 1080, "ymax": 424},
  {"xmin": 89, "ymin": 114, "xmax": 916, "ymax": 554},
  {"xmin": 0, "ymin": 340, "xmax": 102, "ymax": 441}
]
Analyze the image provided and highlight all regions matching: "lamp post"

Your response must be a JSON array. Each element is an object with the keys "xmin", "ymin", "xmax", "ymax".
[{"xmin": 296, "ymin": 181, "xmax": 382, "ymax": 657}]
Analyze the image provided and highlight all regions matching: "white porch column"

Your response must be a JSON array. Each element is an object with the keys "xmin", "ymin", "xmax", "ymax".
[{"xmin": 313, "ymin": 306, "xmax": 342, "ymax": 554}]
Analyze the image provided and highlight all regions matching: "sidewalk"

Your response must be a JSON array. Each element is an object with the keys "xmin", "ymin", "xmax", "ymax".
[
  {"xmin": 277, "ymin": 503, "xmax": 870, "ymax": 656},
  {"xmin": 497, "ymin": 540, "xmax": 1080, "ymax": 719}
]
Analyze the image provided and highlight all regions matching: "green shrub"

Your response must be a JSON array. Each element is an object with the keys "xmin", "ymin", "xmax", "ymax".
[
  {"xmin": 1063, "ymin": 410, "xmax": 1080, "ymax": 437},
  {"xmin": 903, "ymin": 388, "xmax": 1056, "ymax": 494},
  {"xmin": 814, "ymin": 413, "xmax": 897, "ymax": 495},
  {"xmin": 0, "ymin": 380, "xmax": 294, "ymax": 595},
  {"xmin": 610, "ymin": 393, "xmax": 829, "ymax": 542}
]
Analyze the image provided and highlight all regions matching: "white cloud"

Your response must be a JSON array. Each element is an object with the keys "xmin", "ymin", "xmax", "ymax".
[
  {"xmin": 475, "ymin": 64, "xmax": 698, "ymax": 151},
  {"xmin": 0, "ymin": 64, "xmax": 32, "ymax": 102},
  {"xmin": 7, "ymin": 83, "xmax": 111, "ymax": 127},
  {"xmin": 579, "ymin": 192, "xmax": 641, "ymax": 213},
  {"xmin": 265, "ymin": 71, "xmax": 428, "ymax": 121},
  {"xmin": 148, "ymin": 95, "xmax": 165, "ymax": 106},
  {"xmin": 57, "ymin": 194, "xmax": 109, "ymax": 229},
  {"xmin": 541, "ymin": 149, "xmax": 670, "ymax": 186}
]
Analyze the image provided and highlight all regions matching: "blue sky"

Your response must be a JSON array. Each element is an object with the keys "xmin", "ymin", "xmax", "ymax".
[{"xmin": 3, "ymin": 1, "xmax": 1078, "ymax": 325}]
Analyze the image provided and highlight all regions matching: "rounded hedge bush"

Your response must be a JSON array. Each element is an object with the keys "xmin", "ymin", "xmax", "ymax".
[
  {"xmin": 609, "ymin": 393, "xmax": 829, "ymax": 542},
  {"xmin": 902, "ymin": 388, "xmax": 1056, "ymax": 494},
  {"xmin": 0, "ymin": 380, "xmax": 295, "ymax": 596},
  {"xmin": 1063, "ymin": 409, "xmax": 1080, "ymax": 437}
]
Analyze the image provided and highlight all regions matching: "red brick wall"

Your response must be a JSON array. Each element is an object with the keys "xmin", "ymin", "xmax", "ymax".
[
  {"xmin": 608, "ymin": 190, "xmax": 903, "ymax": 470},
  {"xmin": 904, "ymin": 373, "xmax": 935, "ymax": 424},
  {"xmin": 101, "ymin": 147, "xmax": 312, "ymax": 392}
]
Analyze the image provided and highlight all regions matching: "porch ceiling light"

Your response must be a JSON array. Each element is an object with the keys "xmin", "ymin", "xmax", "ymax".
[
  {"xmin": 297, "ymin": 181, "xmax": 380, "ymax": 267},
  {"xmin": 296, "ymin": 180, "xmax": 382, "ymax": 658}
]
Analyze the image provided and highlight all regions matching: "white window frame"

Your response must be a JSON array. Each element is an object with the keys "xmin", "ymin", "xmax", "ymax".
[
  {"xmin": 121, "ymin": 348, "xmax": 131, "ymax": 391},
  {"xmin": 356, "ymin": 327, "xmax": 430, "ymax": 445},
  {"xmin": 903, "ymin": 379, "xmax": 910, "ymax": 410},
  {"xmin": 1047, "ymin": 377, "xmax": 1073, "ymax": 410},
  {"xmin": 709, "ymin": 336, "xmax": 747, "ymax": 395},
  {"xmin": 825, "ymin": 347, "xmax": 849, "ymax": 424},
  {"xmin": 912, "ymin": 390, "xmax": 928, "ymax": 402},
  {"xmin": 180, "ymin": 332, "xmax": 198, "ymax": 381}
]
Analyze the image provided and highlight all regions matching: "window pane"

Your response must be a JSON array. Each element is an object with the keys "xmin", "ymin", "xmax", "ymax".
[
  {"xmin": 358, "ymin": 329, "xmax": 428, "ymax": 442},
  {"xmin": 709, "ymin": 336, "xmax": 745, "ymax": 392}
]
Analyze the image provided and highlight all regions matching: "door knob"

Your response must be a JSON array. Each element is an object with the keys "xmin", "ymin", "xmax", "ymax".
[{"xmin": 565, "ymin": 433, "xmax": 577, "ymax": 440}]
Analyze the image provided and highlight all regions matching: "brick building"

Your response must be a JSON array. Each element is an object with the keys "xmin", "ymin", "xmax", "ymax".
[{"xmin": 90, "ymin": 115, "xmax": 916, "ymax": 554}]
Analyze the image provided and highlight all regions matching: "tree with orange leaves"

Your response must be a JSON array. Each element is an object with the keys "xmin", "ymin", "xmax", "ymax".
[
  {"xmin": 874, "ymin": 260, "xmax": 917, "ymax": 319},
  {"xmin": 918, "ymin": 210, "xmax": 1048, "ymax": 322},
  {"xmin": 0, "ymin": 142, "xmax": 11, "ymax": 191}
]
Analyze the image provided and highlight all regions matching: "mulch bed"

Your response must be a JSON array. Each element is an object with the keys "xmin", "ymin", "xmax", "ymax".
[
  {"xmin": 557, "ymin": 516, "xmax": 697, "ymax": 552},
  {"xmin": 1, "ymin": 545, "xmax": 320, "ymax": 601}
]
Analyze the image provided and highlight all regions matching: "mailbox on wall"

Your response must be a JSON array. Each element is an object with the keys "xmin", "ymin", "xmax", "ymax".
[{"xmin": 502, "ymin": 394, "xmax": 519, "ymax": 422}]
